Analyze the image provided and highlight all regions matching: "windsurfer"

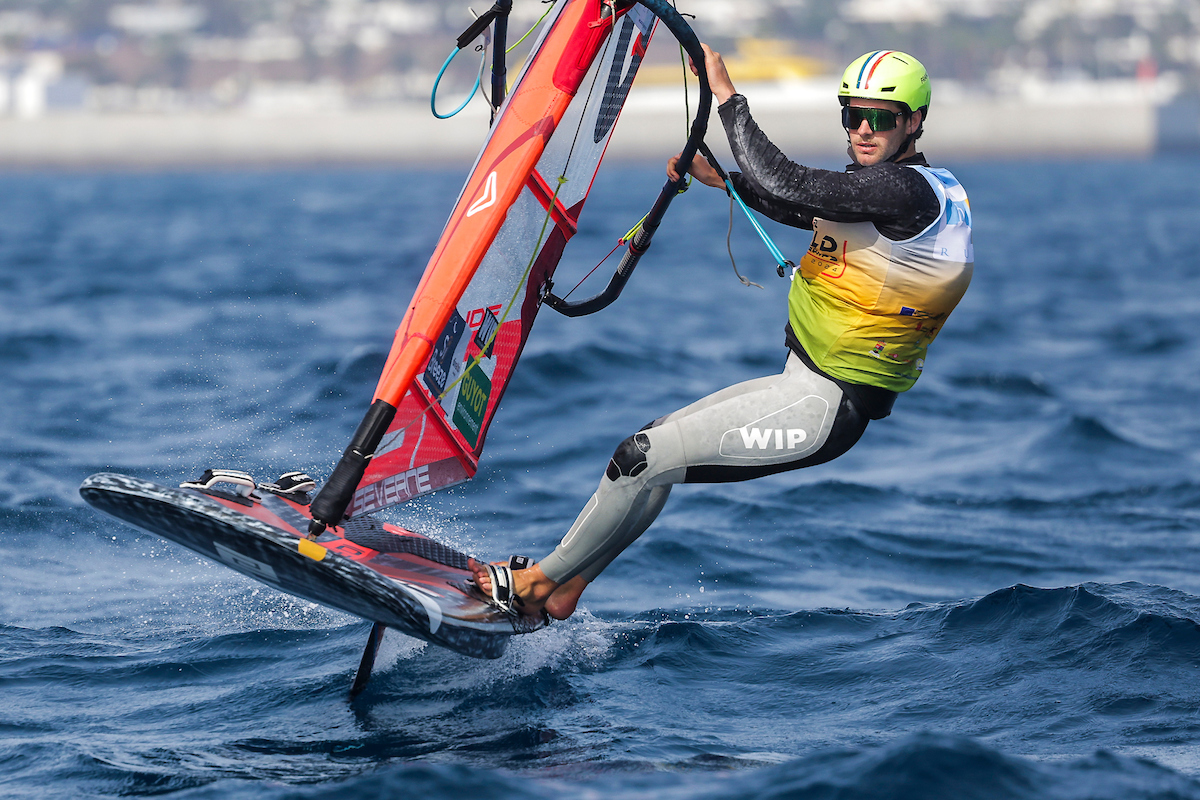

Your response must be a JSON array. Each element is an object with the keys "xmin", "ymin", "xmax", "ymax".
[{"xmin": 471, "ymin": 45, "xmax": 973, "ymax": 620}]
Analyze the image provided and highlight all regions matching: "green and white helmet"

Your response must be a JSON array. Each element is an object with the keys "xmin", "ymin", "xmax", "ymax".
[{"xmin": 838, "ymin": 51, "xmax": 931, "ymax": 117}]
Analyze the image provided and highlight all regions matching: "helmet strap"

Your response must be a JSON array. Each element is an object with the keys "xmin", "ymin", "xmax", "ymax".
[
  {"xmin": 885, "ymin": 134, "xmax": 915, "ymax": 163},
  {"xmin": 885, "ymin": 110, "xmax": 916, "ymax": 163}
]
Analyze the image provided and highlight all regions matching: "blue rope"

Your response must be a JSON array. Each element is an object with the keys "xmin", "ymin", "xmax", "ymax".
[
  {"xmin": 724, "ymin": 179, "xmax": 794, "ymax": 276},
  {"xmin": 431, "ymin": 45, "xmax": 487, "ymax": 119}
]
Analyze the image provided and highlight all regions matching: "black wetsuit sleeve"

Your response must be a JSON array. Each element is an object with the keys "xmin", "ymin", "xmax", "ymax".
[
  {"xmin": 729, "ymin": 172, "xmax": 815, "ymax": 230},
  {"xmin": 718, "ymin": 94, "xmax": 941, "ymax": 241}
]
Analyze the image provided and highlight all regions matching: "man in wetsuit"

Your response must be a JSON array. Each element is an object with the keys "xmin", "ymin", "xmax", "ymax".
[{"xmin": 471, "ymin": 46, "xmax": 974, "ymax": 619}]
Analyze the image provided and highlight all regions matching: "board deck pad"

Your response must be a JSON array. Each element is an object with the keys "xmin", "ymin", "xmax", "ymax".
[{"xmin": 80, "ymin": 473, "xmax": 544, "ymax": 659}]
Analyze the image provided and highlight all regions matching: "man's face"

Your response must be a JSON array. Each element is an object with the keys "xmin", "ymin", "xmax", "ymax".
[{"xmin": 844, "ymin": 98, "xmax": 921, "ymax": 166}]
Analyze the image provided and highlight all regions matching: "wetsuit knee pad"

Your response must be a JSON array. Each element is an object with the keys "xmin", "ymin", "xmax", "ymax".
[{"xmin": 606, "ymin": 432, "xmax": 651, "ymax": 481}]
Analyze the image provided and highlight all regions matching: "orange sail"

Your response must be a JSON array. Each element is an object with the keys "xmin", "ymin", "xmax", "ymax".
[{"xmin": 346, "ymin": 0, "xmax": 657, "ymax": 517}]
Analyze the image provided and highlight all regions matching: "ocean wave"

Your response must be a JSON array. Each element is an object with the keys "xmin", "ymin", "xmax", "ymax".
[
  {"xmin": 7, "ymin": 163, "xmax": 1200, "ymax": 799},
  {"xmin": 130, "ymin": 733, "xmax": 1200, "ymax": 800},
  {"xmin": 948, "ymin": 372, "xmax": 1055, "ymax": 397},
  {"xmin": 5, "ymin": 584, "xmax": 1200, "ymax": 796}
]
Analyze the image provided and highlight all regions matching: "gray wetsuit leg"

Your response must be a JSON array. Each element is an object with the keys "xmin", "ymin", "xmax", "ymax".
[{"xmin": 538, "ymin": 352, "xmax": 869, "ymax": 584}]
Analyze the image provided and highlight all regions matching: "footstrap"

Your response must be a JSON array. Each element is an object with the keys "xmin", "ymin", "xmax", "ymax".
[
  {"xmin": 258, "ymin": 471, "xmax": 316, "ymax": 501},
  {"xmin": 180, "ymin": 469, "xmax": 257, "ymax": 498},
  {"xmin": 482, "ymin": 555, "xmax": 532, "ymax": 616}
]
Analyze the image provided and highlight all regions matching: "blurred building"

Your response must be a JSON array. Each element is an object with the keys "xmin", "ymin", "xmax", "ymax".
[{"xmin": 0, "ymin": 0, "xmax": 1197, "ymax": 161}]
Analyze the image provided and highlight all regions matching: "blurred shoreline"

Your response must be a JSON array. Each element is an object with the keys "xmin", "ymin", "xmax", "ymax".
[
  {"xmin": 4, "ymin": 0, "xmax": 1198, "ymax": 168},
  {"xmin": 0, "ymin": 80, "xmax": 1186, "ymax": 168}
]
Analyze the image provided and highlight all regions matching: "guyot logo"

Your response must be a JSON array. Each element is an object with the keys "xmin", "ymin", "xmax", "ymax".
[{"xmin": 738, "ymin": 428, "xmax": 807, "ymax": 450}]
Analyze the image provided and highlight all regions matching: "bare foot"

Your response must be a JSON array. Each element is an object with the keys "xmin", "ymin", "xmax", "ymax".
[
  {"xmin": 468, "ymin": 558, "xmax": 560, "ymax": 618},
  {"xmin": 544, "ymin": 576, "xmax": 589, "ymax": 620}
]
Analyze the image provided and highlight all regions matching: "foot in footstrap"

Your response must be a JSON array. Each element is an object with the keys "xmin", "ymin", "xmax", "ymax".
[{"xmin": 482, "ymin": 555, "xmax": 533, "ymax": 616}]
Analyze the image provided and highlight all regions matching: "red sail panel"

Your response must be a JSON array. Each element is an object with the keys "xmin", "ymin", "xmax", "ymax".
[{"xmin": 347, "ymin": 1, "xmax": 657, "ymax": 517}]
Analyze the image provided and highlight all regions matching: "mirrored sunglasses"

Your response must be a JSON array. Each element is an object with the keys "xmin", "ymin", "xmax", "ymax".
[{"xmin": 841, "ymin": 106, "xmax": 904, "ymax": 132}]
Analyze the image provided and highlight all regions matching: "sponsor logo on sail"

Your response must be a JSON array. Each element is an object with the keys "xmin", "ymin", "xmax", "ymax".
[
  {"xmin": 473, "ymin": 306, "xmax": 500, "ymax": 356},
  {"xmin": 466, "ymin": 171, "xmax": 498, "ymax": 217},
  {"xmin": 424, "ymin": 310, "xmax": 467, "ymax": 396},
  {"xmin": 452, "ymin": 361, "xmax": 492, "ymax": 448},
  {"xmin": 354, "ymin": 465, "xmax": 433, "ymax": 511}
]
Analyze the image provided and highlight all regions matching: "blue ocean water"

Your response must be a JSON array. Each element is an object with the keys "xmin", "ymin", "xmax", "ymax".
[{"xmin": 3, "ymin": 158, "xmax": 1200, "ymax": 799}]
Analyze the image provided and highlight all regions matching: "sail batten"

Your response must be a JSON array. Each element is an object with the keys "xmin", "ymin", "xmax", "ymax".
[{"xmin": 347, "ymin": 0, "xmax": 658, "ymax": 518}]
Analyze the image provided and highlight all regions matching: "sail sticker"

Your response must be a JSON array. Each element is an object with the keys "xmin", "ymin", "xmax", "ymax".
[
  {"xmin": 424, "ymin": 310, "xmax": 468, "ymax": 397},
  {"xmin": 466, "ymin": 171, "xmax": 499, "ymax": 217},
  {"xmin": 465, "ymin": 304, "xmax": 503, "ymax": 331},
  {"xmin": 351, "ymin": 456, "xmax": 470, "ymax": 515},
  {"xmin": 473, "ymin": 306, "xmax": 500, "ymax": 357},
  {"xmin": 366, "ymin": 463, "xmax": 432, "ymax": 506},
  {"xmin": 452, "ymin": 361, "xmax": 492, "ymax": 448}
]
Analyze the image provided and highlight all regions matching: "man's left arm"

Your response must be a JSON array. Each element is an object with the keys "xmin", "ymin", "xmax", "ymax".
[
  {"xmin": 720, "ymin": 95, "xmax": 938, "ymax": 235},
  {"xmin": 728, "ymin": 172, "xmax": 815, "ymax": 230}
]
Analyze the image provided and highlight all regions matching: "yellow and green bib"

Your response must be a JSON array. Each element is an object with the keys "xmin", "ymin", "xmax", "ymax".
[{"xmin": 788, "ymin": 166, "xmax": 973, "ymax": 392}]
